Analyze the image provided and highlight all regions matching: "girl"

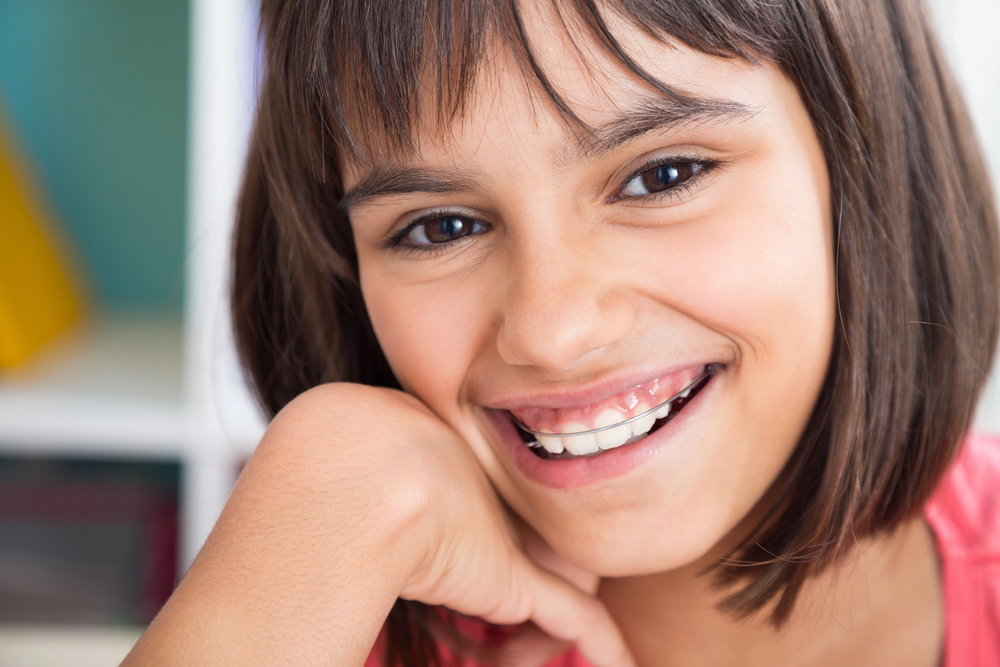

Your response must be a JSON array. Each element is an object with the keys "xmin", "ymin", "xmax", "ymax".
[{"xmin": 126, "ymin": 0, "xmax": 1000, "ymax": 665}]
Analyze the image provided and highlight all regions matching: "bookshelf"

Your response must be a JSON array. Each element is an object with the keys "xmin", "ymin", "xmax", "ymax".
[
  {"xmin": 0, "ymin": 315, "xmax": 186, "ymax": 458},
  {"xmin": 0, "ymin": 0, "xmax": 265, "ymax": 583},
  {"xmin": 0, "ymin": 626, "xmax": 143, "ymax": 667}
]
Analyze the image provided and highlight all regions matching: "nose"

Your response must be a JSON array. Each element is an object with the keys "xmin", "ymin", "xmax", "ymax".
[{"xmin": 494, "ymin": 228, "xmax": 636, "ymax": 372}]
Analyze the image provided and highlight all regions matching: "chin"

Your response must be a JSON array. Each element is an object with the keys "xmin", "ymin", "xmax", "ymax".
[{"xmin": 536, "ymin": 499, "xmax": 744, "ymax": 578}]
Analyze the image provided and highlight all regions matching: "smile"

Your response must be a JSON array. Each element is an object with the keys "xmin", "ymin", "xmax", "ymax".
[{"xmin": 509, "ymin": 364, "xmax": 718, "ymax": 458}]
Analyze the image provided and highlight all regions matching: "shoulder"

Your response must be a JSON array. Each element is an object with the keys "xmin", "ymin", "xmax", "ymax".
[
  {"xmin": 924, "ymin": 432, "xmax": 1000, "ymax": 667},
  {"xmin": 924, "ymin": 431, "xmax": 1000, "ymax": 556}
]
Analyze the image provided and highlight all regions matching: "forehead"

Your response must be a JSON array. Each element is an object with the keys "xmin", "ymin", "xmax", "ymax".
[
  {"xmin": 321, "ymin": 0, "xmax": 795, "ymax": 179},
  {"xmin": 339, "ymin": 0, "xmax": 759, "ymax": 155},
  {"xmin": 339, "ymin": 23, "xmax": 771, "ymax": 200}
]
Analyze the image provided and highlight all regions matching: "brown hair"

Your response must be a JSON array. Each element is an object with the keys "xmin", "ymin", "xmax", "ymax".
[{"xmin": 232, "ymin": 0, "xmax": 1000, "ymax": 663}]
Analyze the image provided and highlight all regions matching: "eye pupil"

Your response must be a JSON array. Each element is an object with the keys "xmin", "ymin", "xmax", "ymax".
[
  {"xmin": 421, "ymin": 215, "xmax": 472, "ymax": 244},
  {"xmin": 439, "ymin": 217, "xmax": 464, "ymax": 237},
  {"xmin": 657, "ymin": 164, "xmax": 679, "ymax": 185},
  {"xmin": 638, "ymin": 162, "xmax": 699, "ymax": 195}
]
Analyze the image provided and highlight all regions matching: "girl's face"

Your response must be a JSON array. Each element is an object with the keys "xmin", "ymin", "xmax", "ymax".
[{"xmin": 345, "ymin": 10, "xmax": 835, "ymax": 576}]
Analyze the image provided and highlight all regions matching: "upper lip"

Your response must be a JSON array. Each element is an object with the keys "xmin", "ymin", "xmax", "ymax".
[{"xmin": 478, "ymin": 360, "xmax": 719, "ymax": 412}]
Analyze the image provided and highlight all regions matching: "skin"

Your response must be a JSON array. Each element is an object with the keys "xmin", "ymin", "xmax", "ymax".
[
  {"xmin": 350, "ymin": 15, "xmax": 836, "ymax": 578},
  {"xmin": 123, "ymin": 4, "xmax": 943, "ymax": 666}
]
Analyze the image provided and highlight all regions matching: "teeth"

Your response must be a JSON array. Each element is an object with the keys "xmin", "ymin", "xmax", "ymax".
[
  {"xmin": 629, "ymin": 410, "xmax": 657, "ymax": 438},
  {"xmin": 561, "ymin": 422, "xmax": 599, "ymax": 456},
  {"xmin": 536, "ymin": 434, "xmax": 564, "ymax": 454},
  {"xmin": 522, "ymin": 374, "xmax": 708, "ymax": 458},
  {"xmin": 624, "ymin": 433, "xmax": 647, "ymax": 446},
  {"xmin": 594, "ymin": 410, "xmax": 631, "ymax": 450}
]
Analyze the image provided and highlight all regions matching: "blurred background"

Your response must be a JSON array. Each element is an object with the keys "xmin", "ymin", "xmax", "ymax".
[
  {"xmin": 0, "ymin": 0, "xmax": 262, "ymax": 664},
  {"xmin": 0, "ymin": 0, "xmax": 997, "ymax": 665}
]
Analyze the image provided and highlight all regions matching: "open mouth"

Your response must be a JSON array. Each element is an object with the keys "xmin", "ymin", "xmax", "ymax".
[{"xmin": 509, "ymin": 364, "xmax": 718, "ymax": 460}]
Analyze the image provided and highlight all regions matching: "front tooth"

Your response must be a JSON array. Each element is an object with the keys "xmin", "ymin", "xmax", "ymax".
[
  {"xmin": 594, "ymin": 410, "xmax": 630, "ymax": 450},
  {"xmin": 536, "ymin": 435, "xmax": 564, "ymax": 454},
  {"xmin": 564, "ymin": 434, "xmax": 599, "ymax": 455},
  {"xmin": 653, "ymin": 402, "xmax": 671, "ymax": 420},
  {"xmin": 561, "ymin": 422, "xmax": 599, "ymax": 455},
  {"xmin": 629, "ymin": 412, "xmax": 656, "ymax": 437}
]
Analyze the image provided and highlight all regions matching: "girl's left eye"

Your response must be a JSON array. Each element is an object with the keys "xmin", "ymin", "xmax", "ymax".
[
  {"xmin": 616, "ymin": 160, "xmax": 709, "ymax": 199},
  {"xmin": 401, "ymin": 214, "xmax": 488, "ymax": 246}
]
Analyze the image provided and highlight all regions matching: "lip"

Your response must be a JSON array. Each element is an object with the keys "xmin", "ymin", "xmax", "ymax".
[
  {"xmin": 484, "ymin": 367, "xmax": 722, "ymax": 489},
  {"xmin": 483, "ymin": 360, "xmax": 718, "ymax": 412}
]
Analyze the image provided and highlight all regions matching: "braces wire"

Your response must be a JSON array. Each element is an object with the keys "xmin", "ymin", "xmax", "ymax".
[{"xmin": 511, "ymin": 369, "xmax": 712, "ymax": 439}]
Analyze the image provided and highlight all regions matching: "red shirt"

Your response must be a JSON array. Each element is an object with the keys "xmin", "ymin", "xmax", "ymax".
[
  {"xmin": 925, "ymin": 431, "xmax": 1000, "ymax": 666},
  {"xmin": 368, "ymin": 433, "xmax": 1000, "ymax": 666}
]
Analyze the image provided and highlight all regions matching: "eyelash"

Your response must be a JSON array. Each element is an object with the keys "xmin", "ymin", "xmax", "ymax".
[
  {"xmin": 383, "ymin": 209, "xmax": 486, "ymax": 256},
  {"xmin": 609, "ymin": 154, "xmax": 720, "ymax": 203},
  {"xmin": 384, "ymin": 155, "xmax": 719, "ymax": 254}
]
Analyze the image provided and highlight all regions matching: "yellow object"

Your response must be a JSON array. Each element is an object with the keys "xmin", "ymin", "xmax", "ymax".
[{"xmin": 0, "ymin": 113, "xmax": 83, "ymax": 370}]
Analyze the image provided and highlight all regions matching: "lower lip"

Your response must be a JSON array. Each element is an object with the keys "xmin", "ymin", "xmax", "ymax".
[{"xmin": 485, "ymin": 371, "xmax": 720, "ymax": 489}]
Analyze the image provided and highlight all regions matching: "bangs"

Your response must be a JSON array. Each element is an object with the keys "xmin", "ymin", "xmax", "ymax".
[{"xmin": 308, "ymin": 0, "xmax": 786, "ymax": 164}]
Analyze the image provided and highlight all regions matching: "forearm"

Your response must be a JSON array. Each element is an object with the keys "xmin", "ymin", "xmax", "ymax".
[
  {"xmin": 123, "ymin": 389, "xmax": 432, "ymax": 666},
  {"xmin": 120, "ymin": 383, "xmax": 634, "ymax": 667}
]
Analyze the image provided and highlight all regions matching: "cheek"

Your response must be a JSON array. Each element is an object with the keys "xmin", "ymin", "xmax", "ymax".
[
  {"xmin": 564, "ymin": 158, "xmax": 836, "ymax": 569},
  {"xmin": 632, "ymin": 148, "xmax": 834, "ymax": 382},
  {"xmin": 698, "ymin": 185, "xmax": 834, "ymax": 507},
  {"xmin": 359, "ymin": 265, "xmax": 492, "ymax": 413},
  {"xmin": 695, "ymin": 202, "xmax": 833, "ymax": 361}
]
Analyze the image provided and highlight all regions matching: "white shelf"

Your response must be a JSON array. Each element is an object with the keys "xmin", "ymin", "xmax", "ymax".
[
  {"xmin": 1, "ymin": 315, "xmax": 184, "ymax": 404},
  {"xmin": 0, "ymin": 625, "xmax": 142, "ymax": 667},
  {"xmin": 0, "ymin": 315, "xmax": 188, "ymax": 458},
  {"xmin": 0, "ymin": 0, "xmax": 265, "ymax": 571}
]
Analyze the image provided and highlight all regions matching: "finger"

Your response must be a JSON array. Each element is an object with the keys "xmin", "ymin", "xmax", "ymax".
[
  {"xmin": 497, "ymin": 623, "xmax": 570, "ymax": 667},
  {"xmin": 521, "ymin": 565, "xmax": 636, "ymax": 667}
]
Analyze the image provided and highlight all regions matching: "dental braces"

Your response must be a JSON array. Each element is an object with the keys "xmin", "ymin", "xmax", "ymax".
[{"xmin": 512, "ymin": 368, "xmax": 713, "ymax": 442}]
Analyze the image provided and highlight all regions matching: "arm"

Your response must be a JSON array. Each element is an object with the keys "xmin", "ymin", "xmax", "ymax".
[{"xmin": 123, "ymin": 383, "xmax": 633, "ymax": 667}]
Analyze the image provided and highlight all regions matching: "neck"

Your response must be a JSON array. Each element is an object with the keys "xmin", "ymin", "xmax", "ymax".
[{"xmin": 597, "ymin": 517, "xmax": 943, "ymax": 667}]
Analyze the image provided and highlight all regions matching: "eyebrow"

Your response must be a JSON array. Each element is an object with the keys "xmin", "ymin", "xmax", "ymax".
[
  {"xmin": 340, "ymin": 168, "xmax": 479, "ymax": 211},
  {"xmin": 340, "ymin": 95, "xmax": 757, "ymax": 211},
  {"xmin": 577, "ymin": 96, "xmax": 757, "ymax": 160}
]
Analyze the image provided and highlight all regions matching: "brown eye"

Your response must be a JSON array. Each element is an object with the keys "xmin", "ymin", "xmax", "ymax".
[
  {"xmin": 619, "ymin": 160, "xmax": 705, "ymax": 198},
  {"xmin": 404, "ymin": 214, "xmax": 486, "ymax": 245}
]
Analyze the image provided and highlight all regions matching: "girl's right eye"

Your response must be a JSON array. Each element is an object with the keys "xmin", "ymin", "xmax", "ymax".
[{"xmin": 399, "ymin": 214, "xmax": 489, "ymax": 247}]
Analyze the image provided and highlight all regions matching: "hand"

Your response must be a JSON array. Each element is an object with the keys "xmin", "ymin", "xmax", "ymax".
[
  {"xmin": 330, "ymin": 388, "xmax": 633, "ymax": 667},
  {"xmin": 493, "ymin": 516, "xmax": 605, "ymax": 667},
  {"xmin": 351, "ymin": 387, "xmax": 633, "ymax": 667},
  {"xmin": 123, "ymin": 383, "xmax": 634, "ymax": 667}
]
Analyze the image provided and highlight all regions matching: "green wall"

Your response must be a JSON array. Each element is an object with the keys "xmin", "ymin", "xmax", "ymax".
[{"xmin": 0, "ymin": 0, "xmax": 189, "ymax": 312}]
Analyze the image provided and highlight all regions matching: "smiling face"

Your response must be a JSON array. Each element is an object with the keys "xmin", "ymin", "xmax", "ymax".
[{"xmin": 343, "ymin": 8, "xmax": 835, "ymax": 577}]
